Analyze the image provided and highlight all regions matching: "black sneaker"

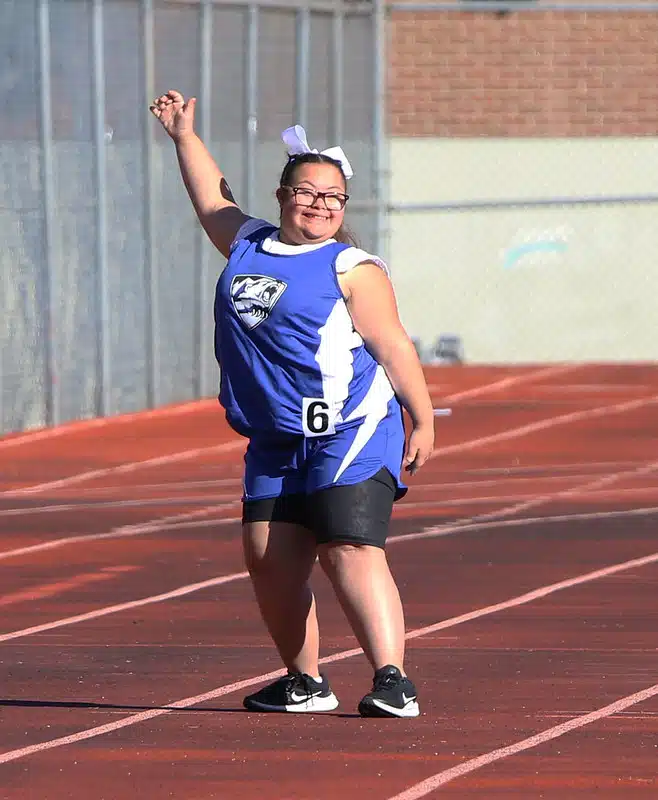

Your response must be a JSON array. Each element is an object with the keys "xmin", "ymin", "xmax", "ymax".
[
  {"xmin": 358, "ymin": 665, "xmax": 420, "ymax": 718},
  {"xmin": 243, "ymin": 671, "xmax": 339, "ymax": 713}
]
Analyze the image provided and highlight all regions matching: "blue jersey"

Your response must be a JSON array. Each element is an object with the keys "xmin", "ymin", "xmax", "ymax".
[{"xmin": 214, "ymin": 220, "xmax": 401, "ymax": 443}]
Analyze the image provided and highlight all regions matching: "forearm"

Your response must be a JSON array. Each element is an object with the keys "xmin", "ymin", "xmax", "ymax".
[
  {"xmin": 375, "ymin": 336, "xmax": 434, "ymax": 428},
  {"xmin": 174, "ymin": 133, "xmax": 236, "ymax": 220}
]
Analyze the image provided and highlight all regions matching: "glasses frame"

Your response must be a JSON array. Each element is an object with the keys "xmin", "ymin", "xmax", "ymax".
[{"xmin": 282, "ymin": 185, "xmax": 350, "ymax": 211}]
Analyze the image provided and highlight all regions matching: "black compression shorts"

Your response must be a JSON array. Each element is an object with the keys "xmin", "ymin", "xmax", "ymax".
[{"xmin": 242, "ymin": 467, "xmax": 397, "ymax": 549}]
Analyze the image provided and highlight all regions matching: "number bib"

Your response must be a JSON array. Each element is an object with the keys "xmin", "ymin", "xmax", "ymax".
[{"xmin": 302, "ymin": 397, "xmax": 336, "ymax": 437}]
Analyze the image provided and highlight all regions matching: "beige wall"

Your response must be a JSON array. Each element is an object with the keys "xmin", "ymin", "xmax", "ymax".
[{"xmin": 389, "ymin": 138, "xmax": 658, "ymax": 363}]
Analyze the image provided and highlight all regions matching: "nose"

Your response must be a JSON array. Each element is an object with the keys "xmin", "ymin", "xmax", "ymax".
[{"xmin": 310, "ymin": 193, "xmax": 327, "ymax": 210}]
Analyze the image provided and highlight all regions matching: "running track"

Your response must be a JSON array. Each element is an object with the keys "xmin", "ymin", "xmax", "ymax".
[{"xmin": 1, "ymin": 364, "xmax": 656, "ymax": 798}]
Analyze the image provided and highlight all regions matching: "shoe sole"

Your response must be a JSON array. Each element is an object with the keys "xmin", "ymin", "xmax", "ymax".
[
  {"xmin": 358, "ymin": 698, "xmax": 420, "ymax": 718},
  {"xmin": 244, "ymin": 693, "xmax": 340, "ymax": 713}
]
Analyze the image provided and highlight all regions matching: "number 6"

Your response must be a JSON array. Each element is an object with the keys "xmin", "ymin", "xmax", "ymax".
[{"xmin": 302, "ymin": 398, "xmax": 335, "ymax": 437}]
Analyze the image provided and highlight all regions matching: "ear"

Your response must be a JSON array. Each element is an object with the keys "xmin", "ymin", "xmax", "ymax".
[{"xmin": 275, "ymin": 186, "xmax": 286, "ymax": 208}]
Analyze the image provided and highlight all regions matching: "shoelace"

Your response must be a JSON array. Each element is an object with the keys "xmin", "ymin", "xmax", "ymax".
[
  {"xmin": 285, "ymin": 672, "xmax": 315, "ymax": 700},
  {"xmin": 372, "ymin": 670, "xmax": 401, "ymax": 692}
]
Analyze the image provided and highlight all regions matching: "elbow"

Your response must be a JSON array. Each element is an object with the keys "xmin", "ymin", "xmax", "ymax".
[{"xmin": 368, "ymin": 331, "xmax": 416, "ymax": 370}]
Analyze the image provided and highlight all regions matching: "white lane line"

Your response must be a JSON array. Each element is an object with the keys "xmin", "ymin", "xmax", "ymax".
[
  {"xmin": 0, "ymin": 469, "xmax": 642, "ymax": 519},
  {"xmin": 1, "ymin": 546, "xmax": 656, "ymax": 765},
  {"xmin": 2, "ymin": 394, "xmax": 654, "ymax": 561},
  {"xmin": 534, "ymin": 383, "xmax": 654, "ymax": 393},
  {"xmin": 0, "ymin": 495, "xmax": 238, "ymax": 517},
  {"xmin": 90, "ymin": 503, "xmax": 658, "ymax": 541},
  {"xmin": 440, "ymin": 364, "xmax": 578, "ymax": 403},
  {"xmin": 404, "ymin": 456, "xmax": 658, "ymax": 542},
  {"xmin": 467, "ymin": 461, "xmax": 641, "ymax": 476},
  {"xmin": 5, "ymin": 473, "xmax": 657, "ymax": 520},
  {"xmin": 3, "ymin": 504, "xmax": 658, "ymax": 644},
  {"xmin": 393, "ymin": 506, "xmax": 658, "ymax": 545},
  {"xmin": 482, "ymin": 458, "xmax": 658, "ymax": 521},
  {"xmin": 1, "ymin": 440, "xmax": 244, "ymax": 497},
  {"xmin": 0, "ymin": 367, "xmax": 570, "ymax": 495},
  {"xmin": 2, "ymin": 423, "xmax": 656, "ymax": 570},
  {"xmin": 117, "ymin": 515, "xmax": 242, "ymax": 534},
  {"xmin": 3, "ymin": 477, "xmax": 244, "ymax": 499},
  {"xmin": 0, "ymin": 463, "xmax": 648, "ymax": 521},
  {"xmin": 0, "ymin": 570, "xmax": 249, "ymax": 643},
  {"xmin": 397, "ymin": 484, "xmax": 658, "ymax": 513},
  {"xmin": 402, "ymin": 550, "xmax": 658, "ymax": 644},
  {"xmin": 0, "ymin": 503, "xmax": 240, "ymax": 563},
  {"xmin": 0, "ymin": 399, "xmax": 218, "ymax": 451},
  {"xmin": 4, "ymin": 471, "xmax": 658, "ymax": 521},
  {"xmin": 386, "ymin": 682, "xmax": 658, "ymax": 799},
  {"xmin": 430, "ymin": 393, "xmax": 658, "ymax": 460},
  {"xmin": 137, "ymin": 506, "xmax": 658, "ymax": 538}
]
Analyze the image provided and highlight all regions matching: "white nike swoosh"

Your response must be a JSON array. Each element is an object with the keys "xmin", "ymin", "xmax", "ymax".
[
  {"xmin": 402, "ymin": 693, "xmax": 417, "ymax": 704},
  {"xmin": 290, "ymin": 690, "xmax": 322, "ymax": 702}
]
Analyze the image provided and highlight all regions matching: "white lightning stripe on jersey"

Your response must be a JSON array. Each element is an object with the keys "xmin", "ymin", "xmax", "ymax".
[
  {"xmin": 332, "ymin": 366, "xmax": 395, "ymax": 483},
  {"xmin": 315, "ymin": 300, "xmax": 360, "ymax": 430}
]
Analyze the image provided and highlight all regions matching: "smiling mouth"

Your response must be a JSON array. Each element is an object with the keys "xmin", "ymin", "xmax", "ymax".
[{"xmin": 302, "ymin": 212, "xmax": 328, "ymax": 221}]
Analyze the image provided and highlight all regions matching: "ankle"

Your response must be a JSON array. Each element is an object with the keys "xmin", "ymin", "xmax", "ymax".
[
  {"xmin": 374, "ymin": 663, "xmax": 406, "ymax": 678},
  {"xmin": 289, "ymin": 668, "xmax": 322, "ymax": 682}
]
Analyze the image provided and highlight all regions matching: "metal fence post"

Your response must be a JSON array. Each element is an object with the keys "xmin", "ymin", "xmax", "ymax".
[
  {"xmin": 198, "ymin": 0, "xmax": 214, "ymax": 398},
  {"xmin": 38, "ymin": 0, "xmax": 59, "ymax": 427},
  {"xmin": 141, "ymin": 0, "xmax": 159, "ymax": 408},
  {"xmin": 245, "ymin": 4, "xmax": 259, "ymax": 216},
  {"xmin": 295, "ymin": 5, "xmax": 310, "ymax": 130},
  {"xmin": 331, "ymin": 1, "xmax": 344, "ymax": 146},
  {"xmin": 372, "ymin": 0, "xmax": 388, "ymax": 261},
  {"xmin": 92, "ymin": 0, "xmax": 111, "ymax": 418}
]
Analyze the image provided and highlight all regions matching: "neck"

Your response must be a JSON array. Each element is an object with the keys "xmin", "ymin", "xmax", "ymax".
[
  {"xmin": 279, "ymin": 229, "xmax": 331, "ymax": 246},
  {"xmin": 278, "ymin": 229, "xmax": 299, "ymax": 245}
]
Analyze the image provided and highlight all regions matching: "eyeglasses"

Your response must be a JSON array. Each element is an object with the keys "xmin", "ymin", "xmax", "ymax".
[{"xmin": 283, "ymin": 186, "xmax": 349, "ymax": 211}]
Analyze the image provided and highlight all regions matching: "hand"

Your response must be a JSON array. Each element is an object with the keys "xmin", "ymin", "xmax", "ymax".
[
  {"xmin": 149, "ymin": 90, "xmax": 196, "ymax": 142},
  {"xmin": 403, "ymin": 423, "xmax": 434, "ymax": 476}
]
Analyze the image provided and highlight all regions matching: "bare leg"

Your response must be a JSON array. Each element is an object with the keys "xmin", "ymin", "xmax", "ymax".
[
  {"xmin": 317, "ymin": 543, "xmax": 406, "ymax": 672},
  {"xmin": 243, "ymin": 521, "xmax": 320, "ymax": 676}
]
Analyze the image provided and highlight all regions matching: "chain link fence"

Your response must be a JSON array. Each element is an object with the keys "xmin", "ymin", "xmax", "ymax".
[
  {"xmin": 386, "ymin": 2, "xmax": 658, "ymax": 366},
  {"xmin": 0, "ymin": 0, "xmax": 381, "ymax": 433},
  {"xmin": 2, "ymin": 0, "xmax": 657, "ymax": 433}
]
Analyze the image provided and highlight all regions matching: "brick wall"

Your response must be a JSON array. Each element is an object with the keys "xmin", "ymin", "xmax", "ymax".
[{"xmin": 389, "ymin": 10, "xmax": 658, "ymax": 135}]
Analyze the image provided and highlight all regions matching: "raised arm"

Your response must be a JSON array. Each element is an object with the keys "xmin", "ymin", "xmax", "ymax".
[
  {"xmin": 340, "ymin": 263, "xmax": 435, "ymax": 475},
  {"xmin": 149, "ymin": 90, "xmax": 250, "ymax": 259}
]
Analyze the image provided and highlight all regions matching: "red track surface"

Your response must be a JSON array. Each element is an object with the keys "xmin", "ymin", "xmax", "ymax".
[{"xmin": 1, "ymin": 365, "xmax": 657, "ymax": 799}]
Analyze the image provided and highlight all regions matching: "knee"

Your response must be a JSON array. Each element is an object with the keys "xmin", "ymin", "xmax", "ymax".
[
  {"xmin": 242, "ymin": 524, "xmax": 315, "ymax": 585},
  {"xmin": 318, "ymin": 542, "xmax": 380, "ymax": 575},
  {"xmin": 244, "ymin": 548, "xmax": 292, "ymax": 591},
  {"xmin": 243, "ymin": 536, "xmax": 282, "ymax": 580},
  {"xmin": 243, "ymin": 545, "xmax": 267, "ymax": 578}
]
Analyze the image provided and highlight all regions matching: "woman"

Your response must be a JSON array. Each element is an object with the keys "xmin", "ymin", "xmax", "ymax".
[{"xmin": 150, "ymin": 91, "xmax": 435, "ymax": 718}]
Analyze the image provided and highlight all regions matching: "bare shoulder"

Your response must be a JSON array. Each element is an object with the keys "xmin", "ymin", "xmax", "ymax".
[
  {"xmin": 204, "ymin": 207, "xmax": 252, "ymax": 259},
  {"xmin": 335, "ymin": 247, "xmax": 391, "ymax": 277},
  {"xmin": 338, "ymin": 259, "xmax": 393, "ymax": 301},
  {"xmin": 207, "ymin": 210, "xmax": 276, "ymax": 260}
]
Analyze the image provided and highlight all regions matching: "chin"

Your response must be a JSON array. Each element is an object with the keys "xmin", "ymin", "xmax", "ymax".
[
  {"xmin": 282, "ymin": 218, "xmax": 338, "ymax": 244},
  {"xmin": 304, "ymin": 231, "xmax": 332, "ymax": 242},
  {"xmin": 294, "ymin": 229, "xmax": 324, "ymax": 242}
]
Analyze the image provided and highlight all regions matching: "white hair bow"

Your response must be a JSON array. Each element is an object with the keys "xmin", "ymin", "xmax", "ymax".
[{"xmin": 281, "ymin": 125, "xmax": 354, "ymax": 180}]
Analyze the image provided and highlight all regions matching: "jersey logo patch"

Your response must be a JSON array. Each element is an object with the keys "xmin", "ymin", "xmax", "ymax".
[{"xmin": 230, "ymin": 274, "xmax": 287, "ymax": 330}]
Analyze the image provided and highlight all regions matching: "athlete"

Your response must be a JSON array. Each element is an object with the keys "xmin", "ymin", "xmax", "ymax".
[{"xmin": 150, "ymin": 90, "xmax": 435, "ymax": 718}]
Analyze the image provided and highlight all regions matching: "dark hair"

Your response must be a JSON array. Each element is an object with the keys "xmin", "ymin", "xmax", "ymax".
[{"xmin": 279, "ymin": 152, "xmax": 359, "ymax": 247}]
